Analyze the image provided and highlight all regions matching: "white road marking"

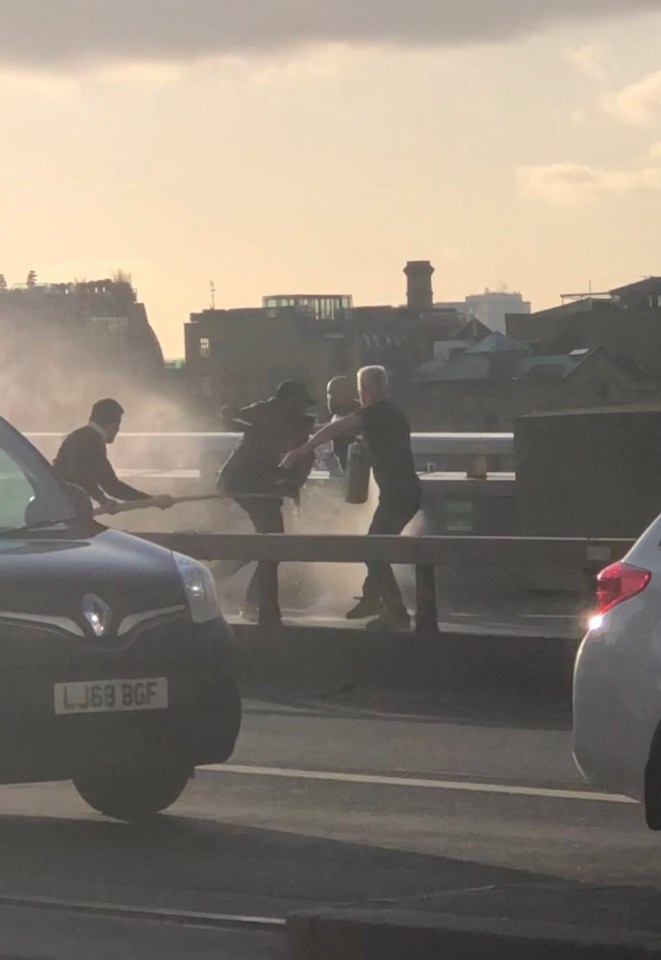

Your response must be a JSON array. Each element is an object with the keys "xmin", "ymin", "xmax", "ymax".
[
  {"xmin": 205, "ymin": 764, "xmax": 637, "ymax": 805},
  {"xmin": 518, "ymin": 614, "xmax": 574, "ymax": 620},
  {"xmin": 0, "ymin": 893, "xmax": 285, "ymax": 930}
]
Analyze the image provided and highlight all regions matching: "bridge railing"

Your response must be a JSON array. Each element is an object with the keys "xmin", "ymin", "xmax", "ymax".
[
  {"xmin": 136, "ymin": 533, "xmax": 633, "ymax": 636},
  {"xmin": 27, "ymin": 431, "xmax": 515, "ymax": 478}
]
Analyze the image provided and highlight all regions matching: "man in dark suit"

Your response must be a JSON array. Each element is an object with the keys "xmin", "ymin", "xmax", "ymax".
[{"xmin": 54, "ymin": 398, "xmax": 172, "ymax": 513}]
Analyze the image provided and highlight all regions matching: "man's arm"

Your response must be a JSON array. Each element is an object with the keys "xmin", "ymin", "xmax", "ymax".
[
  {"xmin": 97, "ymin": 455, "xmax": 150, "ymax": 502},
  {"xmin": 54, "ymin": 433, "xmax": 113, "ymax": 507},
  {"xmin": 281, "ymin": 412, "xmax": 361, "ymax": 468}
]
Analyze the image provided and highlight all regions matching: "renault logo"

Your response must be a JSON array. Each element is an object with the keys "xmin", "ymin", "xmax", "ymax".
[{"xmin": 82, "ymin": 594, "xmax": 113, "ymax": 638}]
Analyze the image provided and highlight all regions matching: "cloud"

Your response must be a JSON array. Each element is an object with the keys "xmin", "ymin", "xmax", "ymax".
[
  {"xmin": 568, "ymin": 42, "xmax": 611, "ymax": 82},
  {"xmin": 517, "ymin": 161, "xmax": 661, "ymax": 203},
  {"xmin": 0, "ymin": 0, "xmax": 658, "ymax": 71},
  {"xmin": 603, "ymin": 69, "xmax": 661, "ymax": 123}
]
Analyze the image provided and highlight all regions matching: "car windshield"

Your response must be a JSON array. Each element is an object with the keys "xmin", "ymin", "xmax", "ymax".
[{"xmin": 0, "ymin": 419, "xmax": 79, "ymax": 534}]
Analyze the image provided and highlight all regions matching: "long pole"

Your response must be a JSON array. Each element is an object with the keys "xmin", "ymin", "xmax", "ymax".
[{"xmin": 92, "ymin": 493, "xmax": 280, "ymax": 518}]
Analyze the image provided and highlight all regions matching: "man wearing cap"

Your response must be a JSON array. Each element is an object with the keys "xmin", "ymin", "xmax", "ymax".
[
  {"xmin": 53, "ymin": 399, "xmax": 173, "ymax": 514},
  {"xmin": 217, "ymin": 381, "xmax": 316, "ymax": 620}
]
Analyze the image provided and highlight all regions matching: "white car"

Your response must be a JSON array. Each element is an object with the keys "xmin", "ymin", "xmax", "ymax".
[{"xmin": 574, "ymin": 516, "xmax": 661, "ymax": 829}]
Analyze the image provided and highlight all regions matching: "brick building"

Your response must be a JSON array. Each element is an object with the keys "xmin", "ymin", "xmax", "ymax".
[{"xmin": 184, "ymin": 261, "xmax": 475, "ymax": 417}]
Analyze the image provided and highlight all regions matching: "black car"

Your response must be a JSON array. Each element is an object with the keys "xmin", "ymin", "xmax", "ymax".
[{"xmin": 0, "ymin": 417, "xmax": 241, "ymax": 821}]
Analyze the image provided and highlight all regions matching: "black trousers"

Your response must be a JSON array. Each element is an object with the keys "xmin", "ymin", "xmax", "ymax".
[
  {"xmin": 361, "ymin": 494, "xmax": 421, "ymax": 617},
  {"xmin": 235, "ymin": 496, "xmax": 284, "ymax": 614}
]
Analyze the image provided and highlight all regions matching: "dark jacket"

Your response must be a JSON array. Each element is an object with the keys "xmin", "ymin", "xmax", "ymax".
[
  {"xmin": 217, "ymin": 399, "xmax": 314, "ymax": 499},
  {"xmin": 53, "ymin": 425, "xmax": 148, "ymax": 506}
]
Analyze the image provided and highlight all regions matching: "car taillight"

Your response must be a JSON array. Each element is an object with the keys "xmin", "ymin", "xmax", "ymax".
[{"xmin": 596, "ymin": 561, "xmax": 651, "ymax": 614}]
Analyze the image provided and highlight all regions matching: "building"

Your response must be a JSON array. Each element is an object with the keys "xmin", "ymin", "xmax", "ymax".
[
  {"xmin": 0, "ymin": 277, "xmax": 165, "ymax": 428},
  {"xmin": 436, "ymin": 290, "xmax": 531, "ymax": 335},
  {"xmin": 506, "ymin": 277, "xmax": 661, "ymax": 381},
  {"xmin": 184, "ymin": 261, "xmax": 474, "ymax": 416},
  {"xmin": 186, "ymin": 304, "xmax": 356, "ymax": 414},
  {"xmin": 262, "ymin": 295, "xmax": 353, "ymax": 321},
  {"xmin": 398, "ymin": 332, "xmax": 646, "ymax": 431}
]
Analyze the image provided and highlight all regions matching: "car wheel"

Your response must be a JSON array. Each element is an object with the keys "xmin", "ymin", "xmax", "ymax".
[{"xmin": 73, "ymin": 760, "xmax": 193, "ymax": 822}]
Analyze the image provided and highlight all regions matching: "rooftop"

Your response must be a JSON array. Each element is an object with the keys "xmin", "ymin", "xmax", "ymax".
[
  {"xmin": 610, "ymin": 277, "xmax": 661, "ymax": 297},
  {"xmin": 466, "ymin": 332, "xmax": 531, "ymax": 355}
]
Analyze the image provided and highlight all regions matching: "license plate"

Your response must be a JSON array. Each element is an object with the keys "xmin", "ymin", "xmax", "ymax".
[{"xmin": 53, "ymin": 678, "xmax": 168, "ymax": 716}]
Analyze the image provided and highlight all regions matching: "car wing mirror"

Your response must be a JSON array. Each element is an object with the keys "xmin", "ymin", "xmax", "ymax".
[{"xmin": 66, "ymin": 484, "xmax": 94, "ymax": 522}]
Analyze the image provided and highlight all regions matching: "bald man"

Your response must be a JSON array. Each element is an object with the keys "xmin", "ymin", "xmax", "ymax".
[
  {"xmin": 326, "ymin": 376, "xmax": 360, "ymax": 473},
  {"xmin": 284, "ymin": 367, "xmax": 421, "ymax": 629}
]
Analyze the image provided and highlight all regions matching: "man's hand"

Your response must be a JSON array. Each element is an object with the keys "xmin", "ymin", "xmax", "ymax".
[
  {"xmin": 152, "ymin": 494, "xmax": 175, "ymax": 510},
  {"xmin": 100, "ymin": 500, "xmax": 121, "ymax": 515}
]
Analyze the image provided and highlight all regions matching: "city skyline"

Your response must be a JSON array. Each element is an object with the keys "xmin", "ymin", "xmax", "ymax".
[{"xmin": 1, "ymin": 1, "xmax": 660, "ymax": 357}]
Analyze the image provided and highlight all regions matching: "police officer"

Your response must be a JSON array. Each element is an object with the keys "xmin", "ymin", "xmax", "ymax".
[
  {"xmin": 282, "ymin": 366, "xmax": 421, "ymax": 629},
  {"xmin": 54, "ymin": 399, "xmax": 173, "ymax": 513}
]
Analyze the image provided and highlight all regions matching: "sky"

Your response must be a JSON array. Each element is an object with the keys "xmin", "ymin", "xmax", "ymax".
[{"xmin": 1, "ymin": 1, "xmax": 661, "ymax": 357}]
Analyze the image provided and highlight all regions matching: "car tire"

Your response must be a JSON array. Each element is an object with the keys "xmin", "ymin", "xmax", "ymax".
[{"xmin": 73, "ymin": 760, "xmax": 193, "ymax": 822}]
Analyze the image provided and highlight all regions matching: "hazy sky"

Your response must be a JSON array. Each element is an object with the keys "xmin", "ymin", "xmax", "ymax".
[{"xmin": 1, "ymin": 1, "xmax": 660, "ymax": 356}]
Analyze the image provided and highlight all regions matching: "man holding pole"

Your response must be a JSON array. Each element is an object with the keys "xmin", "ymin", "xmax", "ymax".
[{"xmin": 53, "ymin": 399, "xmax": 173, "ymax": 514}]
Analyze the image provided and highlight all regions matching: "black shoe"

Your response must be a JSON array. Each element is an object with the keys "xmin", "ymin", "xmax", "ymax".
[
  {"xmin": 365, "ymin": 613, "xmax": 411, "ymax": 632},
  {"xmin": 345, "ymin": 598, "xmax": 383, "ymax": 620}
]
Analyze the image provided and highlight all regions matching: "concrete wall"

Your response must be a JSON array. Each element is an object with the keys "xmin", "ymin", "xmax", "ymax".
[{"xmin": 516, "ymin": 408, "xmax": 661, "ymax": 538}]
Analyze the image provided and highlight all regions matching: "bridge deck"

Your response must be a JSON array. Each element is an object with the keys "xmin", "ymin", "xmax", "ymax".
[{"xmin": 226, "ymin": 610, "xmax": 580, "ymax": 641}]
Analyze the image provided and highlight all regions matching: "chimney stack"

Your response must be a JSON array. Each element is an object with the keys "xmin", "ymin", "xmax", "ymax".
[{"xmin": 404, "ymin": 260, "xmax": 435, "ymax": 311}]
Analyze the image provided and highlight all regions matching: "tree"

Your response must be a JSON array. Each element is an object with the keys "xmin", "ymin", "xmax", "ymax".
[
  {"xmin": 26, "ymin": 270, "xmax": 37, "ymax": 287},
  {"xmin": 0, "ymin": 275, "xmax": 6, "ymax": 290},
  {"xmin": 112, "ymin": 269, "xmax": 137, "ymax": 302}
]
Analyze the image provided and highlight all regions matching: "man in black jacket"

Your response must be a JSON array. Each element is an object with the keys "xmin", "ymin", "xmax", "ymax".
[
  {"xmin": 217, "ymin": 381, "xmax": 315, "ymax": 620},
  {"xmin": 54, "ymin": 398, "xmax": 172, "ymax": 513}
]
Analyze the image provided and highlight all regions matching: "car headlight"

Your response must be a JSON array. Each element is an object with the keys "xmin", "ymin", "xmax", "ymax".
[{"xmin": 173, "ymin": 553, "xmax": 220, "ymax": 624}]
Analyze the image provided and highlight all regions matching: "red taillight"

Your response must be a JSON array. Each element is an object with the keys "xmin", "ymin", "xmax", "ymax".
[{"xmin": 596, "ymin": 561, "xmax": 651, "ymax": 614}]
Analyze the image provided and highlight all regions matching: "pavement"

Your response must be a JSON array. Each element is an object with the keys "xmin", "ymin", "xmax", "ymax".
[{"xmin": 0, "ymin": 686, "xmax": 659, "ymax": 957}]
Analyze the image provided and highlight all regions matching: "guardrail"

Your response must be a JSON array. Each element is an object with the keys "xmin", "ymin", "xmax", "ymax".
[
  {"xmin": 136, "ymin": 533, "xmax": 634, "ymax": 636},
  {"xmin": 27, "ymin": 431, "xmax": 515, "ymax": 478}
]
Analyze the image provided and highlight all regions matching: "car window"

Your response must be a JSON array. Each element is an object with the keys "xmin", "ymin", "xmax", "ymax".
[
  {"xmin": 0, "ymin": 449, "xmax": 39, "ymax": 530},
  {"xmin": 0, "ymin": 420, "xmax": 78, "ymax": 533}
]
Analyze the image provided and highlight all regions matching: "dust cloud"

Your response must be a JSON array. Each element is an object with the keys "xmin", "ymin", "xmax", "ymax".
[
  {"xmin": 0, "ymin": 319, "xmax": 414, "ymax": 620},
  {"xmin": 112, "ymin": 472, "xmax": 386, "ymax": 620}
]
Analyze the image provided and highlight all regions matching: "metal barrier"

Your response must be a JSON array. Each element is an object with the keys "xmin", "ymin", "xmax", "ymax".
[
  {"xmin": 27, "ymin": 431, "xmax": 515, "ymax": 478},
  {"xmin": 136, "ymin": 533, "xmax": 634, "ymax": 636}
]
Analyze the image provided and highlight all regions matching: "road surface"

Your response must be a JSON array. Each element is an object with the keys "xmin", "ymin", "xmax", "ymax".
[{"xmin": 0, "ymin": 686, "xmax": 658, "ymax": 958}]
